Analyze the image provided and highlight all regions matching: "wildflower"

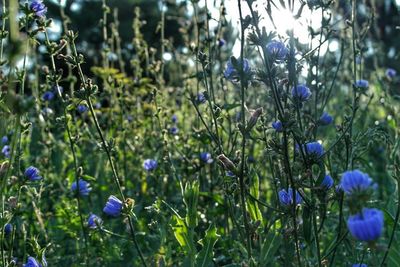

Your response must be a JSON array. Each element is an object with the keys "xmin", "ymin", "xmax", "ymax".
[
  {"xmin": 71, "ymin": 179, "xmax": 92, "ymax": 196},
  {"xmin": 197, "ymin": 92, "xmax": 207, "ymax": 104},
  {"xmin": 291, "ymin": 84, "xmax": 311, "ymax": 102},
  {"xmin": 278, "ymin": 188, "xmax": 302, "ymax": 206},
  {"xmin": 200, "ymin": 152, "xmax": 213, "ymax": 164},
  {"xmin": 1, "ymin": 136, "xmax": 8, "ymax": 144},
  {"xmin": 340, "ymin": 170, "xmax": 373, "ymax": 195},
  {"xmin": 171, "ymin": 114, "xmax": 178, "ymax": 123},
  {"xmin": 1, "ymin": 145, "xmax": 10, "ymax": 158},
  {"xmin": 226, "ymin": 171, "xmax": 235, "ymax": 177},
  {"xmin": 143, "ymin": 159, "xmax": 157, "ymax": 171},
  {"xmin": 304, "ymin": 142, "xmax": 324, "ymax": 158},
  {"xmin": 218, "ymin": 38, "xmax": 226, "ymax": 47},
  {"xmin": 23, "ymin": 256, "xmax": 42, "ymax": 267},
  {"xmin": 88, "ymin": 214, "xmax": 102, "ymax": 229},
  {"xmin": 354, "ymin": 79, "xmax": 369, "ymax": 89},
  {"xmin": 266, "ymin": 40, "xmax": 288, "ymax": 61},
  {"xmin": 224, "ymin": 57, "xmax": 251, "ymax": 81},
  {"xmin": 126, "ymin": 115, "xmax": 133, "ymax": 123},
  {"xmin": 170, "ymin": 126, "xmax": 179, "ymax": 135},
  {"xmin": 319, "ymin": 112, "xmax": 333, "ymax": 126},
  {"xmin": 386, "ymin": 68, "xmax": 396, "ymax": 79},
  {"xmin": 347, "ymin": 208, "xmax": 384, "ymax": 242},
  {"xmin": 272, "ymin": 120, "xmax": 283, "ymax": 132},
  {"xmin": 103, "ymin": 195, "xmax": 123, "ymax": 217},
  {"xmin": 352, "ymin": 264, "xmax": 367, "ymax": 267},
  {"xmin": 24, "ymin": 166, "xmax": 42, "ymax": 181},
  {"xmin": 321, "ymin": 175, "xmax": 334, "ymax": 190},
  {"xmin": 77, "ymin": 105, "xmax": 88, "ymax": 113},
  {"xmin": 29, "ymin": 0, "xmax": 47, "ymax": 17},
  {"xmin": 41, "ymin": 91, "xmax": 55, "ymax": 102},
  {"xmin": 4, "ymin": 223, "xmax": 12, "ymax": 235}
]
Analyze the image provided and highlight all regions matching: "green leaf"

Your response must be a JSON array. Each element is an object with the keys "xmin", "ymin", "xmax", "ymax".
[
  {"xmin": 302, "ymin": 206, "xmax": 312, "ymax": 244},
  {"xmin": 260, "ymin": 230, "xmax": 282, "ymax": 265},
  {"xmin": 171, "ymin": 215, "xmax": 196, "ymax": 256},
  {"xmin": 195, "ymin": 224, "xmax": 220, "ymax": 267},
  {"xmin": 247, "ymin": 173, "xmax": 263, "ymax": 225}
]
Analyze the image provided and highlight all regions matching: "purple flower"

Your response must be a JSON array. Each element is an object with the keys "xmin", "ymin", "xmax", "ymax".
[
  {"xmin": 266, "ymin": 40, "xmax": 288, "ymax": 61},
  {"xmin": 1, "ymin": 136, "xmax": 8, "ymax": 144},
  {"xmin": 30, "ymin": 0, "xmax": 47, "ymax": 17},
  {"xmin": 71, "ymin": 179, "xmax": 92, "ymax": 196},
  {"xmin": 103, "ymin": 195, "xmax": 123, "ymax": 217},
  {"xmin": 143, "ymin": 159, "xmax": 157, "ymax": 171},
  {"xmin": 1, "ymin": 145, "xmax": 10, "ymax": 158},
  {"xmin": 224, "ymin": 57, "xmax": 251, "ymax": 81},
  {"xmin": 171, "ymin": 115, "xmax": 178, "ymax": 123},
  {"xmin": 319, "ymin": 112, "xmax": 333, "ymax": 126},
  {"xmin": 304, "ymin": 142, "xmax": 324, "ymax": 158},
  {"xmin": 24, "ymin": 166, "xmax": 42, "ymax": 181},
  {"xmin": 200, "ymin": 152, "xmax": 213, "ymax": 164},
  {"xmin": 321, "ymin": 175, "xmax": 334, "ymax": 190},
  {"xmin": 218, "ymin": 39, "xmax": 226, "ymax": 47},
  {"xmin": 4, "ymin": 223, "xmax": 12, "ymax": 235},
  {"xmin": 170, "ymin": 126, "xmax": 179, "ymax": 135},
  {"xmin": 386, "ymin": 68, "xmax": 397, "ymax": 79},
  {"xmin": 197, "ymin": 92, "xmax": 207, "ymax": 104},
  {"xmin": 347, "ymin": 208, "xmax": 384, "ymax": 242},
  {"xmin": 41, "ymin": 91, "xmax": 55, "ymax": 101},
  {"xmin": 291, "ymin": 84, "xmax": 311, "ymax": 102},
  {"xmin": 272, "ymin": 120, "xmax": 283, "ymax": 132},
  {"xmin": 354, "ymin": 79, "xmax": 369, "ymax": 89},
  {"xmin": 88, "ymin": 214, "xmax": 102, "ymax": 229},
  {"xmin": 340, "ymin": 170, "xmax": 373, "ymax": 195},
  {"xmin": 278, "ymin": 188, "xmax": 302, "ymax": 206},
  {"xmin": 23, "ymin": 256, "xmax": 42, "ymax": 267},
  {"xmin": 77, "ymin": 105, "xmax": 88, "ymax": 113}
]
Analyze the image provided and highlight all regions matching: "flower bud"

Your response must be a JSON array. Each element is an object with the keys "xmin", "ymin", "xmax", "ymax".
[{"xmin": 217, "ymin": 154, "xmax": 237, "ymax": 174}]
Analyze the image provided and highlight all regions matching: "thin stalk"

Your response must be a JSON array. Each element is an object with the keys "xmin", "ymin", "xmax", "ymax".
[
  {"xmin": 43, "ymin": 29, "xmax": 90, "ymax": 266},
  {"xmin": 70, "ymin": 37, "xmax": 147, "ymax": 267},
  {"xmin": 237, "ymin": 0, "xmax": 252, "ymax": 259}
]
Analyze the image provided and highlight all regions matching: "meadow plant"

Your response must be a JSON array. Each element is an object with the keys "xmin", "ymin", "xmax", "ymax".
[{"xmin": 0, "ymin": 0, "xmax": 399, "ymax": 266}]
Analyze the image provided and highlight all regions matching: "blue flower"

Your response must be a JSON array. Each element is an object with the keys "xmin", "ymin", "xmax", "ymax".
[
  {"xmin": 352, "ymin": 264, "xmax": 367, "ymax": 267},
  {"xmin": 200, "ymin": 152, "xmax": 213, "ymax": 164},
  {"xmin": 224, "ymin": 57, "xmax": 251, "ymax": 81},
  {"xmin": 171, "ymin": 114, "xmax": 178, "ymax": 123},
  {"xmin": 218, "ymin": 38, "xmax": 226, "ymax": 47},
  {"xmin": 4, "ymin": 223, "xmax": 12, "ymax": 235},
  {"xmin": 304, "ymin": 142, "xmax": 324, "ymax": 158},
  {"xmin": 319, "ymin": 112, "xmax": 333, "ymax": 126},
  {"xmin": 347, "ymin": 208, "xmax": 384, "ymax": 242},
  {"xmin": 272, "ymin": 120, "xmax": 283, "ymax": 132},
  {"xmin": 88, "ymin": 214, "xmax": 102, "ymax": 229},
  {"xmin": 354, "ymin": 79, "xmax": 369, "ymax": 89},
  {"xmin": 103, "ymin": 195, "xmax": 123, "ymax": 217},
  {"xmin": 30, "ymin": 0, "xmax": 47, "ymax": 17},
  {"xmin": 1, "ymin": 136, "xmax": 8, "ymax": 144},
  {"xmin": 71, "ymin": 179, "xmax": 92, "ymax": 196},
  {"xmin": 321, "ymin": 175, "xmax": 334, "ymax": 190},
  {"xmin": 386, "ymin": 68, "xmax": 396, "ymax": 79},
  {"xmin": 41, "ymin": 91, "xmax": 55, "ymax": 101},
  {"xmin": 1, "ymin": 145, "xmax": 10, "ymax": 158},
  {"xmin": 24, "ymin": 166, "xmax": 42, "ymax": 181},
  {"xmin": 143, "ymin": 159, "xmax": 157, "ymax": 171},
  {"xmin": 170, "ymin": 126, "xmax": 179, "ymax": 135},
  {"xmin": 197, "ymin": 92, "xmax": 207, "ymax": 104},
  {"xmin": 226, "ymin": 171, "xmax": 235, "ymax": 177},
  {"xmin": 278, "ymin": 188, "xmax": 302, "ymax": 206},
  {"xmin": 340, "ymin": 170, "xmax": 373, "ymax": 195},
  {"xmin": 23, "ymin": 256, "xmax": 42, "ymax": 267},
  {"xmin": 77, "ymin": 105, "xmax": 88, "ymax": 113},
  {"xmin": 291, "ymin": 84, "xmax": 311, "ymax": 102},
  {"xmin": 266, "ymin": 40, "xmax": 288, "ymax": 61}
]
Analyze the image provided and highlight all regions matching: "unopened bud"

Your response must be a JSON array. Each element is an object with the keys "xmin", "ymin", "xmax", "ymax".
[
  {"xmin": 217, "ymin": 154, "xmax": 237, "ymax": 173},
  {"xmin": 246, "ymin": 107, "xmax": 263, "ymax": 132},
  {"xmin": 0, "ymin": 161, "xmax": 9, "ymax": 175}
]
